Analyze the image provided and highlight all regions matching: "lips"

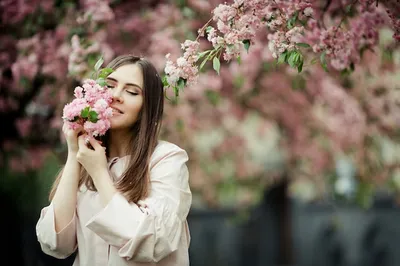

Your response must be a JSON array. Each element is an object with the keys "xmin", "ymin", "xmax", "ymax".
[{"xmin": 111, "ymin": 106, "xmax": 123, "ymax": 114}]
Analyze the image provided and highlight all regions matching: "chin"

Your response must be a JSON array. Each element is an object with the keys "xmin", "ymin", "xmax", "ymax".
[{"xmin": 110, "ymin": 120, "xmax": 123, "ymax": 129}]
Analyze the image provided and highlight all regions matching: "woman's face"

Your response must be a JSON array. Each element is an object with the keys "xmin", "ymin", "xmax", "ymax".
[{"xmin": 106, "ymin": 63, "xmax": 144, "ymax": 130}]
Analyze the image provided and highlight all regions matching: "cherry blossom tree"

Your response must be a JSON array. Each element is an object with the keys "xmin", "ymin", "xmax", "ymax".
[{"xmin": 1, "ymin": 0, "xmax": 399, "ymax": 208}]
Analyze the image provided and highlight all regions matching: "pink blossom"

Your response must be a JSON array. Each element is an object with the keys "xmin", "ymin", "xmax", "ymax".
[
  {"xmin": 164, "ymin": 41, "xmax": 200, "ymax": 88},
  {"xmin": 79, "ymin": 0, "xmax": 114, "ymax": 23},
  {"xmin": 74, "ymin": 86, "xmax": 84, "ymax": 98},
  {"xmin": 63, "ymin": 98, "xmax": 88, "ymax": 121},
  {"xmin": 11, "ymin": 54, "xmax": 39, "ymax": 90},
  {"xmin": 212, "ymin": 4, "xmax": 237, "ymax": 23},
  {"xmin": 15, "ymin": 118, "xmax": 33, "ymax": 137},
  {"xmin": 84, "ymin": 119, "xmax": 110, "ymax": 137},
  {"xmin": 303, "ymin": 7, "xmax": 313, "ymax": 17},
  {"xmin": 63, "ymin": 79, "xmax": 113, "ymax": 138}
]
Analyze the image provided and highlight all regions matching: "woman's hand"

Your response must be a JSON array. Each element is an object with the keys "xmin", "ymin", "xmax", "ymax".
[
  {"xmin": 62, "ymin": 123, "xmax": 83, "ymax": 154},
  {"xmin": 76, "ymin": 134, "xmax": 108, "ymax": 178}
]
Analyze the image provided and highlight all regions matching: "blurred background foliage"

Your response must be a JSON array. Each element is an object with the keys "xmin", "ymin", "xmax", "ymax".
[{"xmin": 0, "ymin": 0, "xmax": 399, "ymax": 213}]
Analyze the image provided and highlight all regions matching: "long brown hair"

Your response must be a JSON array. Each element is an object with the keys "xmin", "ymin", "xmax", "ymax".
[{"xmin": 49, "ymin": 55, "xmax": 164, "ymax": 203}]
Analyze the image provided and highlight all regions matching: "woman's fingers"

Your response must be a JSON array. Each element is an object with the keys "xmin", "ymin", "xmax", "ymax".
[
  {"xmin": 78, "ymin": 134, "xmax": 87, "ymax": 148},
  {"xmin": 87, "ymin": 136, "xmax": 102, "ymax": 150}
]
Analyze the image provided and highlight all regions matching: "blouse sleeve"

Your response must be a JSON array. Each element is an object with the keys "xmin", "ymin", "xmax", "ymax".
[
  {"xmin": 35, "ymin": 202, "xmax": 78, "ymax": 259},
  {"xmin": 85, "ymin": 143, "xmax": 192, "ymax": 263}
]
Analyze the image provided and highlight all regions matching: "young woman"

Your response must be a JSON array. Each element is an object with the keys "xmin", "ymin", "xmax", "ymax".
[{"xmin": 36, "ymin": 55, "xmax": 192, "ymax": 266}]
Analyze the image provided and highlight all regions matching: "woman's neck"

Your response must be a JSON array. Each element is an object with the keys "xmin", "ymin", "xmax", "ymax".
[{"xmin": 107, "ymin": 129, "xmax": 133, "ymax": 159}]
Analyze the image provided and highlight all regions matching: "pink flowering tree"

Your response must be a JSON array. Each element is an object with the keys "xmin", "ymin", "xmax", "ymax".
[
  {"xmin": 1, "ymin": 0, "xmax": 400, "ymax": 208},
  {"xmin": 164, "ymin": 0, "xmax": 400, "ymax": 95}
]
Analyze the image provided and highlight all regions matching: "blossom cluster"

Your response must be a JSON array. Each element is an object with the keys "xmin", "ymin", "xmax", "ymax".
[
  {"xmin": 62, "ymin": 79, "xmax": 113, "ymax": 137},
  {"xmin": 164, "ymin": 40, "xmax": 200, "ymax": 94},
  {"xmin": 77, "ymin": 0, "xmax": 114, "ymax": 24},
  {"xmin": 68, "ymin": 35, "xmax": 101, "ymax": 77},
  {"xmin": 163, "ymin": 0, "xmax": 316, "ymax": 88},
  {"xmin": 164, "ymin": 0, "xmax": 398, "ymax": 91}
]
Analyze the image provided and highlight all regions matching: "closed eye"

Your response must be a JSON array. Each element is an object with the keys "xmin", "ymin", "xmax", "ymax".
[{"xmin": 127, "ymin": 91, "xmax": 139, "ymax": 96}]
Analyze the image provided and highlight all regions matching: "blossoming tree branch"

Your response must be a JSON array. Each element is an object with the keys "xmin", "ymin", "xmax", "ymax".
[{"xmin": 164, "ymin": 0, "xmax": 400, "ymax": 97}]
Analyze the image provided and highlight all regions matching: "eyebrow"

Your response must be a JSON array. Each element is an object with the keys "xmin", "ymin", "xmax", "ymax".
[{"xmin": 106, "ymin": 77, "xmax": 142, "ymax": 91}]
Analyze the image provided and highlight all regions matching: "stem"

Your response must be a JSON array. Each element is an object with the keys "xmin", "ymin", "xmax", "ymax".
[
  {"xmin": 217, "ymin": 46, "xmax": 223, "ymax": 60},
  {"xmin": 272, "ymin": 0, "xmax": 287, "ymax": 22},
  {"xmin": 333, "ymin": 0, "xmax": 358, "ymax": 38},
  {"xmin": 196, "ymin": 17, "xmax": 214, "ymax": 42}
]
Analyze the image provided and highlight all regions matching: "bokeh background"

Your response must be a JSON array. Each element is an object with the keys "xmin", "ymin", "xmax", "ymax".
[{"xmin": 1, "ymin": 0, "xmax": 400, "ymax": 265}]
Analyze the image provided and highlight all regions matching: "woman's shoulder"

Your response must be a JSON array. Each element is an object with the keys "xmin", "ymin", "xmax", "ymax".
[
  {"xmin": 155, "ymin": 140, "xmax": 186, "ymax": 153},
  {"xmin": 150, "ymin": 140, "xmax": 188, "ymax": 167}
]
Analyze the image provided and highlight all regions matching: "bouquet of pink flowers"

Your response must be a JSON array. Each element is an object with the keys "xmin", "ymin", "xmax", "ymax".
[{"xmin": 62, "ymin": 57, "xmax": 114, "ymax": 138}]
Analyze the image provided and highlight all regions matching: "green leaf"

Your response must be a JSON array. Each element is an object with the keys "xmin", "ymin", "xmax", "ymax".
[
  {"xmin": 297, "ymin": 59, "xmax": 304, "ymax": 73},
  {"xmin": 296, "ymin": 52, "xmax": 303, "ymax": 65},
  {"xmin": 197, "ymin": 50, "xmax": 211, "ymax": 61},
  {"xmin": 287, "ymin": 11, "xmax": 298, "ymax": 29},
  {"xmin": 87, "ymin": 53, "xmax": 98, "ymax": 68},
  {"xmin": 237, "ymin": 56, "xmax": 241, "ymax": 65},
  {"xmin": 288, "ymin": 51, "xmax": 298, "ymax": 68},
  {"xmin": 320, "ymin": 51, "xmax": 328, "ymax": 72},
  {"xmin": 199, "ymin": 56, "xmax": 209, "ymax": 70},
  {"xmin": 298, "ymin": 19, "xmax": 307, "ymax": 26},
  {"xmin": 98, "ymin": 68, "xmax": 113, "ymax": 79},
  {"xmin": 296, "ymin": 42, "xmax": 311, "ymax": 48},
  {"xmin": 293, "ymin": 53, "xmax": 300, "ymax": 65},
  {"xmin": 242, "ymin": 39, "xmax": 251, "ymax": 53},
  {"xmin": 206, "ymin": 26, "xmax": 213, "ymax": 34},
  {"xmin": 94, "ymin": 56, "xmax": 104, "ymax": 71},
  {"xmin": 310, "ymin": 57, "xmax": 318, "ymax": 65},
  {"xmin": 88, "ymin": 110, "xmax": 99, "ymax": 123},
  {"xmin": 177, "ymin": 78, "xmax": 186, "ymax": 91},
  {"xmin": 277, "ymin": 51, "xmax": 288, "ymax": 64},
  {"xmin": 81, "ymin": 106, "xmax": 90, "ymax": 118},
  {"xmin": 162, "ymin": 75, "xmax": 169, "ymax": 87},
  {"xmin": 213, "ymin": 57, "xmax": 221, "ymax": 75},
  {"xmin": 96, "ymin": 77, "xmax": 107, "ymax": 87},
  {"xmin": 174, "ymin": 86, "xmax": 179, "ymax": 97}
]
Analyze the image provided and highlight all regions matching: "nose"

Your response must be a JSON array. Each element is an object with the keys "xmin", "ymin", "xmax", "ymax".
[{"xmin": 112, "ymin": 87, "xmax": 124, "ymax": 103}]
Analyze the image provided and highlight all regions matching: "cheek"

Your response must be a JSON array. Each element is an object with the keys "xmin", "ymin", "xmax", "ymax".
[{"xmin": 127, "ymin": 99, "xmax": 143, "ymax": 119}]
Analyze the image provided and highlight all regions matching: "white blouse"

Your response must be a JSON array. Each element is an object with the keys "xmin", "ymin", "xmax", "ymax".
[{"xmin": 36, "ymin": 140, "xmax": 192, "ymax": 266}]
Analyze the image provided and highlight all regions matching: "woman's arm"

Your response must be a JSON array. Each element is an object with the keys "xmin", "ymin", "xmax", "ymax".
[
  {"xmin": 36, "ymin": 124, "xmax": 82, "ymax": 258},
  {"xmin": 35, "ymin": 154, "xmax": 80, "ymax": 259},
  {"xmin": 51, "ymin": 153, "xmax": 81, "ymax": 232},
  {"xmin": 90, "ymin": 168, "xmax": 117, "ymax": 207},
  {"xmin": 52, "ymin": 124, "xmax": 83, "ymax": 232},
  {"xmin": 74, "ymin": 135, "xmax": 117, "ymax": 207}
]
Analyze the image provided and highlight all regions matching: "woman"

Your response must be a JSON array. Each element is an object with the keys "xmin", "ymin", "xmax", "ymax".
[{"xmin": 36, "ymin": 55, "xmax": 192, "ymax": 266}]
